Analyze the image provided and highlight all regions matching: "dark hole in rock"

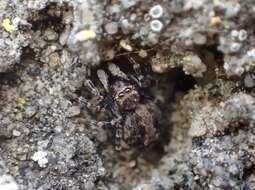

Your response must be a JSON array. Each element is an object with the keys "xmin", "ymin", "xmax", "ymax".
[
  {"xmin": 80, "ymin": 54, "xmax": 196, "ymax": 164},
  {"xmin": 27, "ymin": 3, "xmax": 69, "ymax": 32},
  {"xmin": 142, "ymin": 67, "xmax": 196, "ymax": 163},
  {"xmin": 0, "ymin": 71, "xmax": 20, "ymax": 86}
]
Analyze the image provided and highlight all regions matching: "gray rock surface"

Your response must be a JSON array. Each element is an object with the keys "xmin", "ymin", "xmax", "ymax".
[{"xmin": 0, "ymin": 0, "xmax": 255, "ymax": 190}]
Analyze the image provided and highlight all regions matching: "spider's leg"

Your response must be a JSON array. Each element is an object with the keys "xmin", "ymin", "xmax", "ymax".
[
  {"xmin": 107, "ymin": 62, "xmax": 129, "ymax": 80},
  {"xmin": 129, "ymin": 75, "xmax": 142, "ymax": 87},
  {"xmin": 109, "ymin": 100, "xmax": 122, "ymax": 117},
  {"xmin": 114, "ymin": 122, "xmax": 123, "ymax": 151},
  {"xmin": 84, "ymin": 79, "xmax": 106, "ymax": 111},
  {"xmin": 128, "ymin": 56, "xmax": 156, "ymax": 90},
  {"xmin": 128, "ymin": 56, "xmax": 142, "ymax": 76},
  {"xmin": 92, "ymin": 109, "xmax": 123, "ymax": 150},
  {"xmin": 84, "ymin": 79, "xmax": 101, "ymax": 97},
  {"xmin": 97, "ymin": 69, "xmax": 110, "ymax": 92},
  {"xmin": 127, "ymin": 56, "xmax": 147, "ymax": 88},
  {"xmin": 77, "ymin": 96, "xmax": 90, "ymax": 107},
  {"xmin": 107, "ymin": 102, "xmax": 123, "ymax": 151}
]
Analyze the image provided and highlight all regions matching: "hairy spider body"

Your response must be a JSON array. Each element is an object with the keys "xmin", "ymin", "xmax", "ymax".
[{"xmin": 84, "ymin": 61, "xmax": 161, "ymax": 150}]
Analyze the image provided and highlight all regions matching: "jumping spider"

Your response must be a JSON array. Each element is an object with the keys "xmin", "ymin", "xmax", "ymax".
[{"xmin": 84, "ymin": 58, "xmax": 161, "ymax": 150}]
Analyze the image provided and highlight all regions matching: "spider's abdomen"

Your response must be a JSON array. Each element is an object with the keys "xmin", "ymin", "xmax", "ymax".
[{"xmin": 122, "ymin": 103, "xmax": 161, "ymax": 147}]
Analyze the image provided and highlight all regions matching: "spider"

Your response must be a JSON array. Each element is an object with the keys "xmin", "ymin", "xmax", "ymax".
[{"xmin": 83, "ymin": 57, "xmax": 162, "ymax": 150}]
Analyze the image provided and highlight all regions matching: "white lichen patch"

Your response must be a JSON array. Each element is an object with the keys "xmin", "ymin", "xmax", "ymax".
[
  {"xmin": 150, "ymin": 20, "xmax": 163, "ymax": 32},
  {"xmin": 31, "ymin": 151, "xmax": 48, "ymax": 168},
  {"xmin": 149, "ymin": 5, "xmax": 163, "ymax": 19},
  {"xmin": 0, "ymin": 175, "xmax": 19, "ymax": 190}
]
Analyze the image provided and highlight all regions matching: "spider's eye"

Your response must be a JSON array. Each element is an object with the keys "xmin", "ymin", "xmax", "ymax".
[
  {"xmin": 125, "ymin": 88, "xmax": 131, "ymax": 93},
  {"xmin": 118, "ymin": 92, "xmax": 125, "ymax": 98}
]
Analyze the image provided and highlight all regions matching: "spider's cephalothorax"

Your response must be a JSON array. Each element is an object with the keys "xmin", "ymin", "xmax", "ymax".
[
  {"xmin": 84, "ymin": 60, "xmax": 161, "ymax": 150},
  {"xmin": 111, "ymin": 80, "xmax": 140, "ymax": 111}
]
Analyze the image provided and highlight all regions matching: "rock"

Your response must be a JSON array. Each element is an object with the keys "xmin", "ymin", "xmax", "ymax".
[
  {"xmin": 104, "ymin": 22, "xmax": 118, "ymax": 35},
  {"xmin": 66, "ymin": 106, "xmax": 81, "ymax": 117}
]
